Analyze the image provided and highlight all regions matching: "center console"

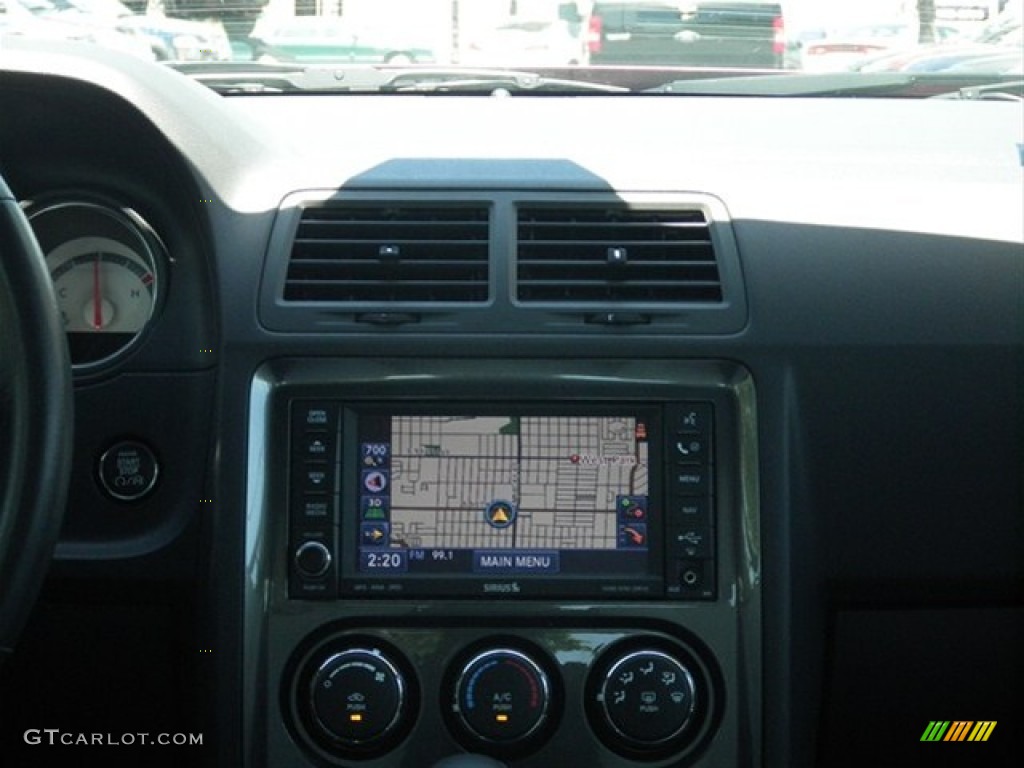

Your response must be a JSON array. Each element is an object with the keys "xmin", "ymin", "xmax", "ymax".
[{"xmin": 245, "ymin": 358, "xmax": 760, "ymax": 767}]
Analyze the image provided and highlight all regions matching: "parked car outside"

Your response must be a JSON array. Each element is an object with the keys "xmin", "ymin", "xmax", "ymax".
[
  {"xmin": 251, "ymin": 16, "xmax": 437, "ymax": 64},
  {"xmin": 145, "ymin": 0, "xmax": 266, "ymax": 44},
  {"xmin": 853, "ymin": 5, "xmax": 1021, "ymax": 72},
  {"xmin": 587, "ymin": 0, "xmax": 786, "ymax": 68},
  {"xmin": 53, "ymin": 0, "xmax": 231, "ymax": 60},
  {"xmin": 0, "ymin": 0, "xmax": 154, "ymax": 57},
  {"xmin": 462, "ymin": 17, "xmax": 589, "ymax": 66},
  {"xmin": 940, "ymin": 47, "xmax": 1023, "ymax": 71},
  {"xmin": 801, "ymin": 22, "xmax": 965, "ymax": 71}
]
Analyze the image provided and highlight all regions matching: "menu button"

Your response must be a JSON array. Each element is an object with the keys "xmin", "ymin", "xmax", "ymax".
[{"xmin": 675, "ymin": 466, "xmax": 708, "ymax": 495}]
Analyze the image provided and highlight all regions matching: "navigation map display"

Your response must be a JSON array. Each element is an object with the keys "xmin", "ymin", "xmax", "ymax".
[{"xmin": 349, "ymin": 409, "xmax": 660, "ymax": 596}]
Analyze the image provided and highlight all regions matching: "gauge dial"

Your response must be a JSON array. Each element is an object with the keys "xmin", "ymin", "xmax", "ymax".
[{"xmin": 27, "ymin": 200, "xmax": 164, "ymax": 370}]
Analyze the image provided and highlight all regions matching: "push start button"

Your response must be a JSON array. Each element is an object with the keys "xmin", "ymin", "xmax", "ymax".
[{"xmin": 98, "ymin": 440, "xmax": 159, "ymax": 501}]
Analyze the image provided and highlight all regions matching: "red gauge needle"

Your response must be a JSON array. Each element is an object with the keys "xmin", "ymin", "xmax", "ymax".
[{"xmin": 93, "ymin": 254, "xmax": 103, "ymax": 329}]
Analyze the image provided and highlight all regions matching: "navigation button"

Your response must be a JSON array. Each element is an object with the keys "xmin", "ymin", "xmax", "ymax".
[
  {"xmin": 617, "ymin": 495, "xmax": 647, "ymax": 522},
  {"xmin": 618, "ymin": 523, "xmax": 648, "ymax": 549},
  {"xmin": 361, "ymin": 522, "xmax": 390, "ymax": 547},
  {"xmin": 362, "ymin": 469, "xmax": 389, "ymax": 494},
  {"xmin": 473, "ymin": 550, "xmax": 560, "ymax": 574},
  {"xmin": 361, "ymin": 496, "xmax": 390, "ymax": 520},
  {"xmin": 360, "ymin": 442, "xmax": 390, "ymax": 468},
  {"xmin": 676, "ymin": 497, "xmax": 711, "ymax": 524}
]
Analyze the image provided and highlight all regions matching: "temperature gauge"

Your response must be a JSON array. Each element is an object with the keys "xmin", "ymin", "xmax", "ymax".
[{"xmin": 28, "ymin": 200, "xmax": 165, "ymax": 370}]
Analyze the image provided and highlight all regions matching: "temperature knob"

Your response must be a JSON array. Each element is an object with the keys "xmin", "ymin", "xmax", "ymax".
[
  {"xmin": 594, "ymin": 649, "xmax": 697, "ymax": 751},
  {"xmin": 308, "ymin": 647, "xmax": 409, "ymax": 751},
  {"xmin": 452, "ymin": 648, "xmax": 552, "ymax": 746}
]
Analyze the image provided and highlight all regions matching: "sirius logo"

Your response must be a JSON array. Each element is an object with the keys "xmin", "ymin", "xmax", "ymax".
[{"xmin": 483, "ymin": 582, "xmax": 521, "ymax": 594}]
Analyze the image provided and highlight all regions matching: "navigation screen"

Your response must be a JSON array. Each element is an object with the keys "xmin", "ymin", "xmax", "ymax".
[{"xmin": 354, "ymin": 412, "xmax": 653, "ymax": 585}]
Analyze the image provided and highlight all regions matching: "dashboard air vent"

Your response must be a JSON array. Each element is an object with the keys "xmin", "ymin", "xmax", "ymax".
[
  {"xmin": 516, "ymin": 207, "xmax": 721, "ymax": 303},
  {"xmin": 285, "ymin": 205, "xmax": 490, "ymax": 303}
]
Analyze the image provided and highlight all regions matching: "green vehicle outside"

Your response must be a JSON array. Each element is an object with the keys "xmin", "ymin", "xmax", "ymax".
[{"xmin": 252, "ymin": 17, "xmax": 436, "ymax": 64}]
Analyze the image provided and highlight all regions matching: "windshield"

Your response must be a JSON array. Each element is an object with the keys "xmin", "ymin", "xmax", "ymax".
[{"xmin": 1, "ymin": 0, "xmax": 1021, "ymax": 90}]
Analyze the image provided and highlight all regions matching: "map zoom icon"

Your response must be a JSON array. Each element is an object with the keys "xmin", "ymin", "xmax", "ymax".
[{"xmin": 484, "ymin": 500, "xmax": 517, "ymax": 529}]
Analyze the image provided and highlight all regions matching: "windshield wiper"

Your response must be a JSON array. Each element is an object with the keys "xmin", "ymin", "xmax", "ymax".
[
  {"xmin": 169, "ymin": 62, "xmax": 629, "ymax": 95},
  {"xmin": 384, "ymin": 68, "xmax": 630, "ymax": 94},
  {"xmin": 178, "ymin": 64, "xmax": 1019, "ymax": 100},
  {"xmin": 168, "ymin": 61, "xmax": 393, "ymax": 94},
  {"xmin": 931, "ymin": 80, "xmax": 1024, "ymax": 102},
  {"xmin": 647, "ymin": 71, "xmax": 1024, "ymax": 99},
  {"xmin": 646, "ymin": 71, "xmax": 921, "ymax": 97}
]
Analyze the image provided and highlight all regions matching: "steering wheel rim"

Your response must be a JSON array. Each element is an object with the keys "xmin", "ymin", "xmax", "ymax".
[{"xmin": 0, "ymin": 174, "xmax": 73, "ymax": 665}]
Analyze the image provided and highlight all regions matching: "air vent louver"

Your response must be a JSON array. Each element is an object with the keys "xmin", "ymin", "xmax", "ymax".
[
  {"xmin": 517, "ymin": 207, "xmax": 722, "ymax": 303},
  {"xmin": 285, "ymin": 205, "xmax": 490, "ymax": 303}
]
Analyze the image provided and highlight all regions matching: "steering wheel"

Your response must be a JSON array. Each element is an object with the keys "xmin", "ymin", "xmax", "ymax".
[{"xmin": 0, "ymin": 173, "xmax": 73, "ymax": 666}]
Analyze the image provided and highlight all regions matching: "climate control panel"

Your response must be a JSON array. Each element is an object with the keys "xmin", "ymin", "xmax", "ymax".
[{"xmin": 284, "ymin": 623, "xmax": 721, "ymax": 766}]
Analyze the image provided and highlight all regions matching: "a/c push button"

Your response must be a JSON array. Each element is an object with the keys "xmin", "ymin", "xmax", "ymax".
[{"xmin": 453, "ymin": 648, "xmax": 552, "ymax": 745}]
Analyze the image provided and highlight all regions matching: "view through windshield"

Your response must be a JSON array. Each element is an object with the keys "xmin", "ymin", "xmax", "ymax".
[{"xmin": 1, "ymin": 0, "xmax": 1021, "ymax": 79}]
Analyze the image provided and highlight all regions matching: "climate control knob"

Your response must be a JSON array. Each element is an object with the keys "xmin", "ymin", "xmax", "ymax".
[
  {"xmin": 307, "ymin": 647, "xmax": 409, "ymax": 751},
  {"xmin": 452, "ymin": 648, "xmax": 552, "ymax": 746},
  {"xmin": 593, "ymin": 649, "xmax": 697, "ymax": 750}
]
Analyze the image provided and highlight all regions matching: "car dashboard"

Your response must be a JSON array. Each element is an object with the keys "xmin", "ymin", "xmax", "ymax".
[{"xmin": 0, "ymin": 41, "xmax": 1021, "ymax": 768}]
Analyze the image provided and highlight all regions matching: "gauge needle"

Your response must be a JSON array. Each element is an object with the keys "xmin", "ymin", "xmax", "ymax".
[{"xmin": 93, "ymin": 255, "xmax": 103, "ymax": 329}]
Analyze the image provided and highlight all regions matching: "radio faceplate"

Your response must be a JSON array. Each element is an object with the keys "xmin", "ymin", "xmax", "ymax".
[{"xmin": 288, "ymin": 401, "xmax": 716, "ymax": 601}]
